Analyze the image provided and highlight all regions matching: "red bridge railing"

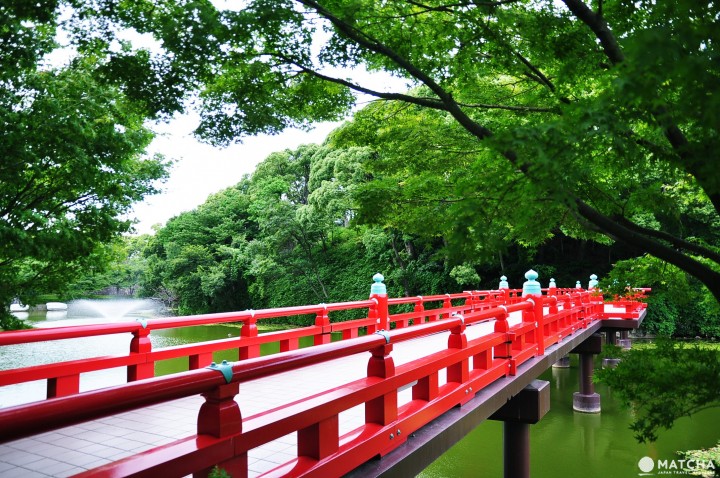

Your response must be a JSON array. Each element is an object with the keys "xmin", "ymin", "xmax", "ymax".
[
  {"xmin": 0, "ymin": 280, "xmax": 649, "ymax": 477},
  {"xmin": 0, "ymin": 288, "xmax": 536, "ymax": 401}
]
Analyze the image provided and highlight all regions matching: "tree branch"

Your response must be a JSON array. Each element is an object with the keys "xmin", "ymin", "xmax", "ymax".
[
  {"xmin": 574, "ymin": 197, "xmax": 720, "ymax": 302},
  {"xmin": 561, "ymin": 0, "xmax": 624, "ymax": 64},
  {"xmin": 457, "ymin": 101, "xmax": 558, "ymax": 113},
  {"xmin": 560, "ymin": 0, "xmax": 720, "ymax": 214},
  {"xmin": 614, "ymin": 216, "xmax": 720, "ymax": 265},
  {"xmin": 273, "ymin": 54, "xmax": 450, "ymax": 111},
  {"xmin": 298, "ymin": 0, "xmax": 495, "ymax": 141}
]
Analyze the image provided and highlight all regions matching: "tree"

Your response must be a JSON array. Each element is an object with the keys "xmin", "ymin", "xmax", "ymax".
[
  {"xmin": 600, "ymin": 255, "xmax": 720, "ymax": 338},
  {"xmin": 141, "ymin": 183, "xmax": 254, "ymax": 314},
  {"xmin": 65, "ymin": 235, "xmax": 154, "ymax": 297},
  {"xmin": 0, "ymin": 3, "xmax": 169, "ymax": 328},
  {"xmin": 596, "ymin": 339, "xmax": 720, "ymax": 443},
  {"xmin": 59, "ymin": 0, "xmax": 719, "ymax": 302},
  {"xmin": 141, "ymin": 143, "xmax": 460, "ymax": 316}
]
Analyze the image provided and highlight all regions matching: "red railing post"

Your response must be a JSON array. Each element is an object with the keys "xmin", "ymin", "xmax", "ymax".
[
  {"xmin": 239, "ymin": 316, "xmax": 259, "ymax": 360},
  {"xmin": 464, "ymin": 291, "xmax": 476, "ymax": 313},
  {"xmin": 562, "ymin": 293, "xmax": 573, "ymax": 326},
  {"xmin": 366, "ymin": 338, "xmax": 396, "ymax": 426},
  {"xmin": 533, "ymin": 297, "xmax": 545, "ymax": 355},
  {"xmin": 128, "ymin": 325, "xmax": 153, "ymax": 382},
  {"xmin": 412, "ymin": 369, "xmax": 439, "ymax": 402},
  {"xmin": 298, "ymin": 415, "xmax": 339, "ymax": 462},
  {"xmin": 447, "ymin": 315, "xmax": 470, "ymax": 403},
  {"xmin": 494, "ymin": 306, "xmax": 511, "ymax": 361},
  {"xmin": 369, "ymin": 273, "xmax": 389, "ymax": 331},
  {"xmin": 548, "ymin": 280, "xmax": 558, "ymax": 316},
  {"xmin": 190, "ymin": 353, "xmax": 213, "ymax": 370},
  {"xmin": 442, "ymin": 294, "xmax": 452, "ymax": 319},
  {"xmin": 196, "ymin": 362, "xmax": 243, "ymax": 478},
  {"xmin": 47, "ymin": 375, "xmax": 79, "ymax": 398},
  {"xmin": 413, "ymin": 296, "xmax": 425, "ymax": 325},
  {"xmin": 314, "ymin": 305, "xmax": 332, "ymax": 346},
  {"xmin": 521, "ymin": 269, "xmax": 545, "ymax": 356},
  {"xmin": 280, "ymin": 337, "xmax": 300, "ymax": 352}
]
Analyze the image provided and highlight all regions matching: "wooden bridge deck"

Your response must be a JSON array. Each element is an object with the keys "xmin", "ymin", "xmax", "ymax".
[{"xmin": 0, "ymin": 306, "xmax": 636, "ymax": 478}]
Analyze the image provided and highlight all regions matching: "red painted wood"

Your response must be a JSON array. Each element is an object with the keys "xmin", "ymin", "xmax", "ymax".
[
  {"xmin": 0, "ymin": 284, "xmax": 649, "ymax": 478},
  {"xmin": 47, "ymin": 374, "xmax": 79, "ymax": 398}
]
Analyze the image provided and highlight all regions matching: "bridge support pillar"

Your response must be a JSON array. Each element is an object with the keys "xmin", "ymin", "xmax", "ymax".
[
  {"xmin": 571, "ymin": 334, "xmax": 602, "ymax": 413},
  {"xmin": 618, "ymin": 329, "xmax": 632, "ymax": 349},
  {"xmin": 552, "ymin": 355, "xmax": 570, "ymax": 368},
  {"xmin": 602, "ymin": 329, "xmax": 621, "ymax": 368},
  {"xmin": 490, "ymin": 380, "xmax": 550, "ymax": 478}
]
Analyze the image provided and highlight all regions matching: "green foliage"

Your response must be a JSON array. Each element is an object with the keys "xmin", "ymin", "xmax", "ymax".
[
  {"xmin": 62, "ymin": 235, "xmax": 153, "ymax": 297},
  {"xmin": 208, "ymin": 466, "xmax": 231, "ymax": 478},
  {"xmin": 679, "ymin": 442, "xmax": 720, "ymax": 477},
  {"xmin": 600, "ymin": 256, "xmax": 720, "ymax": 337},
  {"xmin": 141, "ymin": 183, "xmax": 254, "ymax": 315},
  {"xmin": 449, "ymin": 264, "xmax": 480, "ymax": 289},
  {"xmin": 599, "ymin": 343, "xmax": 623, "ymax": 361},
  {"xmin": 596, "ymin": 339, "xmax": 720, "ymax": 443},
  {"xmin": 0, "ymin": 4, "xmax": 169, "ymax": 326},
  {"xmin": 0, "ymin": 313, "xmax": 33, "ymax": 332},
  {"xmin": 141, "ymin": 144, "xmax": 458, "ymax": 318}
]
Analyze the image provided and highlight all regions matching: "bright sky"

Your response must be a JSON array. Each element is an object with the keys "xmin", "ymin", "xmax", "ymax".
[
  {"xmin": 73, "ymin": 5, "xmax": 413, "ymax": 235},
  {"xmin": 128, "ymin": 114, "xmax": 342, "ymax": 235}
]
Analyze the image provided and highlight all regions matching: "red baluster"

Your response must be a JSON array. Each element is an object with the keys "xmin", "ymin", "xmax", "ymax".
[
  {"xmin": 239, "ymin": 316, "xmax": 259, "ymax": 360},
  {"xmin": 128, "ymin": 326, "xmax": 153, "ymax": 382}
]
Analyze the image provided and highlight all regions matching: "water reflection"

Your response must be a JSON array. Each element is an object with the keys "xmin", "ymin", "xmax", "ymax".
[{"xmin": 420, "ymin": 362, "xmax": 720, "ymax": 478}]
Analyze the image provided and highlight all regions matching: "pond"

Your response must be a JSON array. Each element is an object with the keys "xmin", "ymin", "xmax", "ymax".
[{"xmin": 420, "ymin": 355, "xmax": 720, "ymax": 477}]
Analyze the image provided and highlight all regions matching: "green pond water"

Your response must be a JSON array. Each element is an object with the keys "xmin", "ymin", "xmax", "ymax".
[{"xmin": 2, "ymin": 299, "xmax": 719, "ymax": 477}]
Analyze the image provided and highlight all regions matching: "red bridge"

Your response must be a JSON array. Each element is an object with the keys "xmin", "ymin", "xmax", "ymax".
[{"xmin": 0, "ymin": 272, "xmax": 647, "ymax": 478}]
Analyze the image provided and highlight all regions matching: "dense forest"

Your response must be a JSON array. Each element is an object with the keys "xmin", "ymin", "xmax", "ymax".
[{"xmin": 68, "ymin": 133, "xmax": 719, "ymax": 337}]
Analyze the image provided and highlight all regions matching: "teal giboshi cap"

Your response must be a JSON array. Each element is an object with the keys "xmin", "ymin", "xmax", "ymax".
[
  {"xmin": 370, "ymin": 273, "xmax": 387, "ymax": 295},
  {"xmin": 499, "ymin": 275, "xmax": 509, "ymax": 289},
  {"xmin": 522, "ymin": 269, "xmax": 541, "ymax": 296}
]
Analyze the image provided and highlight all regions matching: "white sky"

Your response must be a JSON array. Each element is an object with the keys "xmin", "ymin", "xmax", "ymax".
[
  {"xmin": 128, "ymin": 114, "xmax": 342, "ymax": 235},
  {"xmin": 66, "ymin": 6, "xmax": 414, "ymax": 235}
]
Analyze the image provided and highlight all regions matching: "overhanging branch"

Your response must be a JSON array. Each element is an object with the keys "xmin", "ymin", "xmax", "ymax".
[
  {"xmin": 575, "ymin": 198, "xmax": 720, "ymax": 301},
  {"xmin": 614, "ymin": 216, "xmax": 720, "ymax": 265}
]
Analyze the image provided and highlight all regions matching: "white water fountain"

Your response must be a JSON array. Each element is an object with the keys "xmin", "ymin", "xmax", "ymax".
[{"xmin": 67, "ymin": 298, "xmax": 167, "ymax": 321}]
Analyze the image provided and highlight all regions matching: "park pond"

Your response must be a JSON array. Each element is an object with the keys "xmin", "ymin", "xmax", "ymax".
[{"xmin": 1, "ymin": 298, "xmax": 719, "ymax": 477}]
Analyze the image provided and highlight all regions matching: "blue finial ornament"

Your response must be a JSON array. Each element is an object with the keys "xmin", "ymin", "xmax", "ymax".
[
  {"xmin": 576, "ymin": 280, "xmax": 582, "ymax": 289},
  {"xmin": 588, "ymin": 274, "xmax": 598, "ymax": 290},
  {"xmin": 498, "ymin": 275, "xmax": 509, "ymax": 289},
  {"xmin": 549, "ymin": 278, "xmax": 556, "ymax": 289},
  {"xmin": 370, "ymin": 273, "xmax": 387, "ymax": 295},
  {"xmin": 522, "ymin": 269, "xmax": 541, "ymax": 297}
]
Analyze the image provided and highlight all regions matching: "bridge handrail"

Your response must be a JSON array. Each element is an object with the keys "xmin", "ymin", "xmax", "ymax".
[
  {"xmin": 0, "ymin": 287, "xmax": 647, "ymax": 401},
  {"xmin": 0, "ymin": 294, "xmax": 591, "ymax": 444},
  {"xmin": 0, "ymin": 308, "xmax": 508, "ymax": 442}
]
